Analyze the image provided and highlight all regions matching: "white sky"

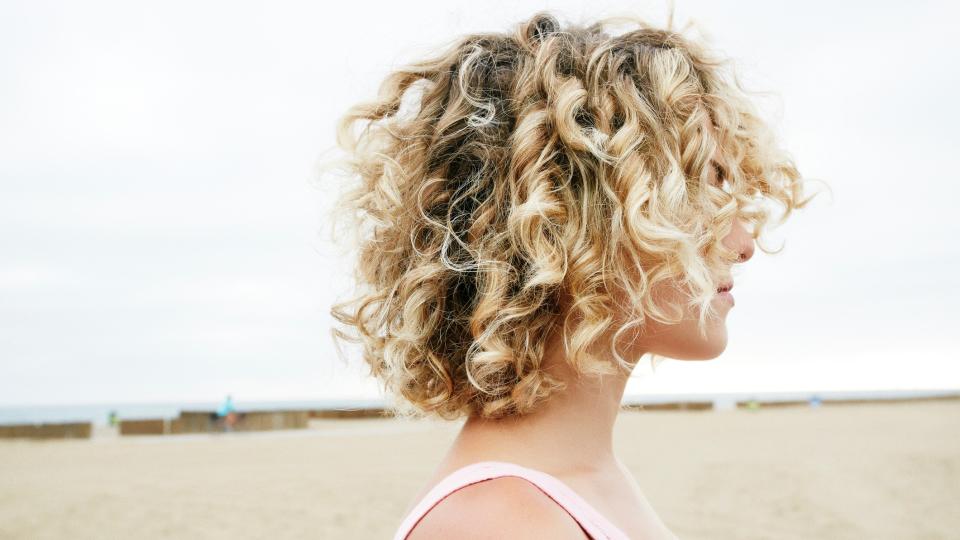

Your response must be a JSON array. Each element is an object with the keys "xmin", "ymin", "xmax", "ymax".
[{"xmin": 1, "ymin": 0, "xmax": 957, "ymax": 405}]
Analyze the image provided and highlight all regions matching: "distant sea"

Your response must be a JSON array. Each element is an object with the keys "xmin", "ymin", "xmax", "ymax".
[{"xmin": 1, "ymin": 390, "xmax": 957, "ymax": 427}]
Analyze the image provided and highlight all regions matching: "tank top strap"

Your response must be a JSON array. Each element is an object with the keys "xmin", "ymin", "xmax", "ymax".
[{"xmin": 392, "ymin": 460, "xmax": 631, "ymax": 540}]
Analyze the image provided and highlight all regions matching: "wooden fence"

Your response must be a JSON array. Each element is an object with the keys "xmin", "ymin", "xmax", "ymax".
[
  {"xmin": 0, "ymin": 422, "xmax": 92, "ymax": 440},
  {"xmin": 118, "ymin": 410, "xmax": 309, "ymax": 436}
]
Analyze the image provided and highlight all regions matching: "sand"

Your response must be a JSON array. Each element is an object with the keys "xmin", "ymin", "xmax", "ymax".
[{"xmin": 0, "ymin": 399, "xmax": 957, "ymax": 539}]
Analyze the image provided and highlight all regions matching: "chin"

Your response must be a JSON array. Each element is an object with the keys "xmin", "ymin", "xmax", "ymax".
[
  {"xmin": 697, "ymin": 331, "xmax": 729, "ymax": 360},
  {"xmin": 675, "ymin": 345, "xmax": 726, "ymax": 361},
  {"xmin": 662, "ymin": 329, "xmax": 728, "ymax": 361},
  {"xmin": 698, "ymin": 341, "xmax": 727, "ymax": 360}
]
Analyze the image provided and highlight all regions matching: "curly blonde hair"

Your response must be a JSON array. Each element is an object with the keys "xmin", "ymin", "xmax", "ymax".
[{"xmin": 326, "ymin": 11, "xmax": 817, "ymax": 420}]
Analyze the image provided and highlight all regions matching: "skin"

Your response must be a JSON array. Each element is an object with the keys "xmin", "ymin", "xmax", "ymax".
[{"xmin": 406, "ymin": 164, "xmax": 757, "ymax": 538}]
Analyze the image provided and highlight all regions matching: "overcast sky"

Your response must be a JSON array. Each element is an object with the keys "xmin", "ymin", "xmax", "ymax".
[{"xmin": 1, "ymin": 0, "xmax": 957, "ymax": 406}]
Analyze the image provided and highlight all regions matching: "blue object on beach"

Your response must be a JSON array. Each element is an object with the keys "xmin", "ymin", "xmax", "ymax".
[{"xmin": 217, "ymin": 395, "xmax": 236, "ymax": 417}]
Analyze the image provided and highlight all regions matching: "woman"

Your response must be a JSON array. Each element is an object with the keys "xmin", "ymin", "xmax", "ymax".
[{"xmin": 329, "ymin": 11, "xmax": 815, "ymax": 539}]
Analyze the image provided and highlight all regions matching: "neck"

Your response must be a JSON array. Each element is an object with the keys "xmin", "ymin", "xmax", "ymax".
[{"xmin": 447, "ymin": 326, "xmax": 636, "ymax": 477}]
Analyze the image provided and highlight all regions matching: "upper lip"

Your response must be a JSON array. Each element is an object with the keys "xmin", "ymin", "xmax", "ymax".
[{"xmin": 717, "ymin": 281, "xmax": 734, "ymax": 293}]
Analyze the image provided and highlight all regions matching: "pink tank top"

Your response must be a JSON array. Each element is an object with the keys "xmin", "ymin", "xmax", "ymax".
[{"xmin": 392, "ymin": 460, "xmax": 631, "ymax": 540}]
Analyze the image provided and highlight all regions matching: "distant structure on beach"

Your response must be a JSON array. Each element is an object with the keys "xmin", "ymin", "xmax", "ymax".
[{"xmin": 1, "ymin": 390, "xmax": 958, "ymax": 439}]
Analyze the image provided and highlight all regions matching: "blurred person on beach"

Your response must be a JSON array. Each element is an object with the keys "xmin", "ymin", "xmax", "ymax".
[
  {"xmin": 217, "ymin": 394, "xmax": 238, "ymax": 432},
  {"xmin": 329, "ymin": 8, "xmax": 818, "ymax": 539}
]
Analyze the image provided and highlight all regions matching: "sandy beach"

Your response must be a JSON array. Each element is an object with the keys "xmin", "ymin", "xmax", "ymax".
[{"xmin": 1, "ymin": 399, "xmax": 957, "ymax": 539}]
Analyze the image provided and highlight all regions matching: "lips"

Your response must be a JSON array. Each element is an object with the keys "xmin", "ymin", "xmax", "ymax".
[{"xmin": 716, "ymin": 282, "xmax": 734, "ymax": 293}]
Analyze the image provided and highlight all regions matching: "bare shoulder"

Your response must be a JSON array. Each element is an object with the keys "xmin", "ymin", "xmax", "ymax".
[{"xmin": 406, "ymin": 476, "xmax": 589, "ymax": 540}]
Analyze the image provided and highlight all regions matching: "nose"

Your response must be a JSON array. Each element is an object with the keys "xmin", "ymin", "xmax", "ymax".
[{"xmin": 725, "ymin": 218, "xmax": 755, "ymax": 264}]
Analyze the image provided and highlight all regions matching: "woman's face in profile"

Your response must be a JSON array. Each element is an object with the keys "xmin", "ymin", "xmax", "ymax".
[
  {"xmin": 607, "ymin": 155, "xmax": 756, "ymax": 364},
  {"xmin": 627, "ymin": 216, "xmax": 755, "ymax": 362}
]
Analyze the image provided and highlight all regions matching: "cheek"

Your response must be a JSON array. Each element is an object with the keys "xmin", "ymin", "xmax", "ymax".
[
  {"xmin": 608, "ymin": 275, "xmax": 730, "ymax": 360},
  {"xmin": 639, "ymin": 295, "xmax": 730, "ymax": 360},
  {"xmin": 656, "ymin": 319, "xmax": 728, "ymax": 360}
]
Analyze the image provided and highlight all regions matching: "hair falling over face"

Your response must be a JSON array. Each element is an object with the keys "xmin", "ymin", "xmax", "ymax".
[{"xmin": 326, "ymin": 11, "xmax": 818, "ymax": 421}]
